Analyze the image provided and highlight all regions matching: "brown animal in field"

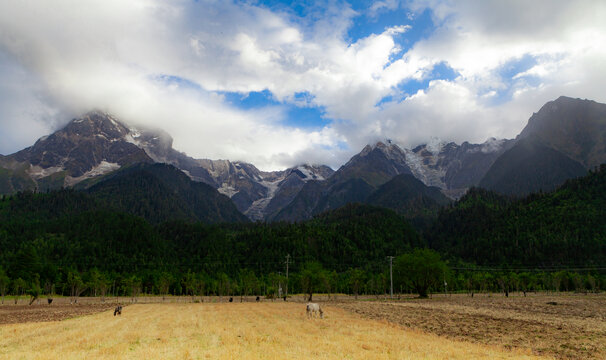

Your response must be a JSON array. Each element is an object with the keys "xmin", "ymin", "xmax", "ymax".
[
  {"xmin": 306, "ymin": 302, "xmax": 323, "ymax": 319},
  {"xmin": 114, "ymin": 305, "xmax": 122, "ymax": 316}
]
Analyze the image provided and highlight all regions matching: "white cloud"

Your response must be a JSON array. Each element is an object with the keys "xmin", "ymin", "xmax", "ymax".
[
  {"xmin": 0, "ymin": 0, "xmax": 605, "ymax": 170},
  {"xmin": 0, "ymin": 51, "xmax": 63, "ymax": 155},
  {"xmin": 0, "ymin": 0, "xmax": 422, "ymax": 169},
  {"xmin": 369, "ymin": 0, "xmax": 400, "ymax": 18},
  {"xmin": 384, "ymin": 0, "xmax": 606, "ymax": 145}
]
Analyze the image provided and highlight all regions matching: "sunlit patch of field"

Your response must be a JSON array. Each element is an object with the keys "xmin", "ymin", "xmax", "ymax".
[{"xmin": 0, "ymin": 302, "xmax": 545, "ymax": 359}]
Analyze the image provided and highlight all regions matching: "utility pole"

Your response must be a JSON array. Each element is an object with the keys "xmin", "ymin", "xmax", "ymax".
[
  {"xmin": 387, "ymin": 256, "xmax": 394, "ymax": 299},
  {"xmin": 278, "ymin": 272, "xmax": 283, "ymax": 298},
  {"xmin": 285, "ymin": 254, "xmax": 291, "ymax": 297}
]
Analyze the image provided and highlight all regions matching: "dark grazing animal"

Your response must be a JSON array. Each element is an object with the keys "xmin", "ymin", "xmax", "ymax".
[
  {"xmin": 256, "ymin": 296, "xmax": 260, "ymax": 302},
  {"xmin": 229, "ymin": 297, "xmax": 233, "ymax": 302},
  {"xmin": 114, "ymin": 305, "xmax": 123, "ymax": 316}
]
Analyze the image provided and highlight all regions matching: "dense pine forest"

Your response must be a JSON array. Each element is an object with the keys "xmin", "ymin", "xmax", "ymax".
[{"xmin": 0, "ymin": 166, "xmax": 605, "ymax": 301}]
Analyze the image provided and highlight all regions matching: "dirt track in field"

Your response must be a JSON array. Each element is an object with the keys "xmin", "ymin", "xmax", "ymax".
[{"xmin": 333, "ymin": 293, "xmax": 606, "ymax": 360}]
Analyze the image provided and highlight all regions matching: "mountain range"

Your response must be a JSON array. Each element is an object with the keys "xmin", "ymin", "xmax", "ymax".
[{"xmin": 1, "ymin": 96, "xmax": 603, "ymax": 223}]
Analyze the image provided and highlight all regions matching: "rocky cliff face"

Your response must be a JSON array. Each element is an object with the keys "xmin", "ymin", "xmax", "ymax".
[
  {"xmin": 2, "ymin": 95, "xmax": 602, "ymax": 220},
  {"xmin": 272, "ymin": 141, "xmax": 415, "ymax": 221},
  {"xmin": 517, "ymin": 96, "xmax": 606, "ymax": 169},
  {"xmin": 8, "ymin": 111, "xmax": 152, "ymax": 188},
  {"xmin": 478, "ymin": 137, "xmax": 586, "ymax": 195},
  {"xmin": 477, "ymin": 96, "xmax": 603, "ymax": 196},
  {"xmin": 404, "ymin": 138, "xmax": 514, "ymax": 198},
  {"xmin": 0, "ymin": 111, "xmax": 334, "ymax": 220}
]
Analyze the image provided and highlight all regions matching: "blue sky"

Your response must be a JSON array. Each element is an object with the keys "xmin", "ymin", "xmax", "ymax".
[
  {"xmin": 1, "ymin": 0, "xmax": 605, "ymax": 170},
  {"xmin": 209, "ymin": 1, "xmax": 443, "ymax": 131}
]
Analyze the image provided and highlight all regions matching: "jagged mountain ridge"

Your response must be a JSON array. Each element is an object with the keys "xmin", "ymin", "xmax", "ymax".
[
  {"xmin": 0, "ymin": 111, "xmax": 334, "ymax": 220},
  {"xmin": 271, "ymin": 140, "xmax": 467, "ymax": 222},
  {"xmin": 272, "ymin": 96, "xmax": 604, "ymax": 221},
  {"xmin": 6, "ymin": 112, "xmax": 153, "ymax": 188},
  {"xmin": 404, "ymin": 137, "xmax": 514, "ymax": 198},
  {"xmin": 0, "ymin": 112, "xmax": 511, "ymax": 216},
  {"xmin": 272, "ymin": 141, "xmax": 418, "ymax": 222},
  {"xmin": 1, "ymin": 96, "xmax": 602, "ymax": 221}
]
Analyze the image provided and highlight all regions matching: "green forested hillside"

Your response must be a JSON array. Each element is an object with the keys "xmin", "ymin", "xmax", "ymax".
[
  {"xmin": 87, "ymin": 163, "xmax": 248, "ymax": 224},
  {"xmin": 366, "ymin": 174, "xmax": 450, "ymax": 228},
  {"xmin": 428, "ymin": 166, "xmax": 606, "ymax": 266},
  {"xmin": 0, "ymin": 166, "xmax": 604, "ymax": 299}
]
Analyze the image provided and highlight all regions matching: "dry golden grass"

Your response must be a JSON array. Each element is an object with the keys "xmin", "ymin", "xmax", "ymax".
[{"xmin": 0, "ymin": 302, "xmax": 546, "ymax": 359}]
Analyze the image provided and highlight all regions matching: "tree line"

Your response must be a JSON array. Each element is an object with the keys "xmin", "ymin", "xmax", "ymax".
[
  {"xmin": 1, "ymin": 250, "xmax": 603, "ymax": 305},
  {"xmin": 1, "ymin": 166, "xmax": 605, "ymax": 302}
]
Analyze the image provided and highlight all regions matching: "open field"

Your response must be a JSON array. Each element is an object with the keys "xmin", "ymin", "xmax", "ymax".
[
  {"xmin": 0, "ymin": 302, "xmax": 543, "ymax": 360},
  {"xmin": 335, "ymin": 293, "xmax": 606, "ymax": 360}
]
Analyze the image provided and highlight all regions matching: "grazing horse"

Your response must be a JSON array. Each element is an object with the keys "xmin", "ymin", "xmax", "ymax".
[
  {"xmin": 306, "ymin": 302, "xmax": 323, "ymax": 319},
  {"xmin": 229, "ymin": 297, "xmax": 233, "ymax": 302},
  {"xmin": 114, "ymin": 305, "xmax": 122, "ymax": 316},
  {"xmin": 255, "ymin": 296, "xmax": 260, "ymax": 302}
]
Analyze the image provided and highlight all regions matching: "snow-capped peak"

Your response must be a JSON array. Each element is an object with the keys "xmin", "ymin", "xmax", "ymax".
[
  {"xmin": 359, "ymin": 140, "xmax": 406, "ymax": 161},
  {"xmin": 294, "ymin": 164, "xmax": 326, "ymax": 181}
]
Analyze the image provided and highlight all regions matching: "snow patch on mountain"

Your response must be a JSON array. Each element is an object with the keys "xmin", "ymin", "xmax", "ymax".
[
  {"xmin": 218, "ymin": 183, "xmax": 239, "ymax": 198},
  {"xmin": 404, "ymin": 147, "xmax": 447, "ymax": 189},
  {"xmin": 244, "ymin": 178, "xmax": 282, "ymax": 220},
  {"xmin": 65, "ymin": 161, "xmax": 120, "ymax": 186},
  {"xmin": 27, "ymin": 165, "xmax": 64, "ymax": 179},
  {"xmin": 296, "ymin": 165, "xmax": 326, "ymax": 181},
  {"xmin": 106, "ymin": 114, "xmax": 121, "ymax": 129},
  {"xmin": 123, "ymin": 133, "xmax": 140, "ymax": 147},
  {"xmin": 181, "ymin": 169, "xmax": 193, "ymax": 178},
  {"xmin": 129, "ymin": 129, "xmax": 141, "ymax": 138}
]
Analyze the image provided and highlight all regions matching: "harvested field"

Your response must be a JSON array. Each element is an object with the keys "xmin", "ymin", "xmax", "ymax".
[
  {"xmin": 0, "ymin": 303, "xmax": 116, "ymax": 325},
  {"xmin": 334, "ymin": 293, "xmax": 606, "ymax": 360},
  {"xmin": 0, "ymin": 302, "xmax": 543, "ymax": 359}
]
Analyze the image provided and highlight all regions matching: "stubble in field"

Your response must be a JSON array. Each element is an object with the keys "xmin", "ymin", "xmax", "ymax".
[{"xmin": 0, "ymin": 302, "xmax": 543, "ymax": 359}]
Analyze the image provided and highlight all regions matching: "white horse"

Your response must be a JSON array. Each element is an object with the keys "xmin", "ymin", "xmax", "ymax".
[{"xmin": 306, "ymin": 302, "xmax": 323, "ymax": 319}]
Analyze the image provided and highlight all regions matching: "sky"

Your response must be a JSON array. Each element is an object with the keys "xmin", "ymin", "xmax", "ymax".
[{"xmin": 1, "ymin": 0, "xmax": 605, "ymax": 170}]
